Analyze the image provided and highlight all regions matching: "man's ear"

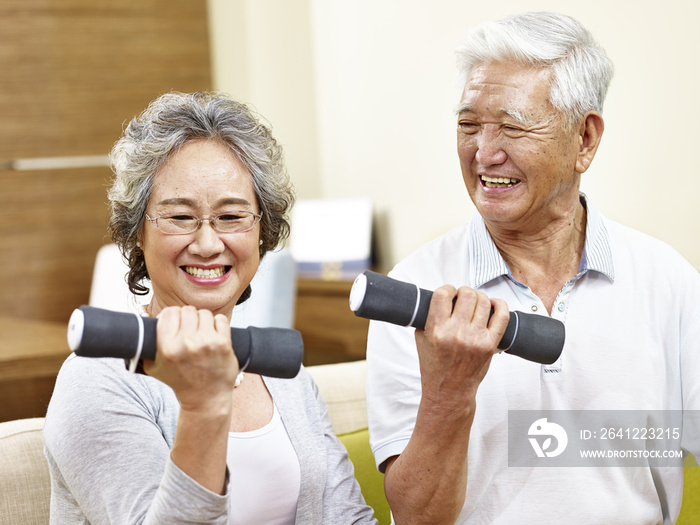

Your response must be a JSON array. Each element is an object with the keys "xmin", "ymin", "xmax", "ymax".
[{"xmin": 575, "ymin": 111, "xmax": 604, "ymax": 174}]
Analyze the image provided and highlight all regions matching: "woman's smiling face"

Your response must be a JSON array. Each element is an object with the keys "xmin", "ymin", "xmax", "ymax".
[{"xmin": 141, "ymin": 138, "xmax": 261, "ymax": 318}]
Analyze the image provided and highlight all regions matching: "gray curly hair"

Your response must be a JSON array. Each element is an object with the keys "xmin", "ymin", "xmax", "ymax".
[
  {"xmin": 456, "ymin": 11, "xmax": 614, "ymax": 130},
  {"xmin": 107, "ymin": 91, "xmax": 295, "ymax": 302}
]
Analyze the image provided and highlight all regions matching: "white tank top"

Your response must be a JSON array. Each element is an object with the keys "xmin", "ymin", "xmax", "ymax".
[{"xmin": 226, "ymin": 404, "xmax": 301, "ymax": 524}]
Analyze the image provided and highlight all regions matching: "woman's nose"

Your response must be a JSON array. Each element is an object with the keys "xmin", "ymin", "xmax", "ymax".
[{"xmin": 189, "ymin": 221, "xmax": 225, "ymax": 256}]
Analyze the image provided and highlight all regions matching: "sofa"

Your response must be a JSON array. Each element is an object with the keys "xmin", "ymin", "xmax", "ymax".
[
  {"xmin": 0, "ymin": 359, "xmax": 391, "ymax": 525},
  {"xmin": 2, "ymin": 359, "xmax": 699, "ymax": 524},
  {"xmin": 307, "ymin": 360, "xmax": 391, "ymax": 524}
]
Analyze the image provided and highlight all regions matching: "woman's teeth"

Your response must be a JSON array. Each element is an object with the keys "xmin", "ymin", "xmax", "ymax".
[
  {"xmin": 184, "ymin": 266, "xmax": 225, "ymax": 279},
  {"xmin": 481, "ymin": 175, "xmax": 519, "ymax": 188}
]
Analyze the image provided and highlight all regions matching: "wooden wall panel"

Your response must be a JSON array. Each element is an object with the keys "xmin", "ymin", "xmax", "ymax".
[
  {"xmin": 0, "ymin": 0, "xmax": 212, "ymax": 322},
  {"xmin": 0, "ymin": 167, "xmax": 112, "ymax": 321},
  {"xmin": 295, "ymin": 279, "xmax": 370, "ymax": 365},
  {"xmin": 0, "ymin": 0, "xmax": 212, "ymax": 158}
]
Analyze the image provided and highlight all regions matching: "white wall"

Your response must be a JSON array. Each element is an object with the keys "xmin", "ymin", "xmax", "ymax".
[
  {"xmin": 209, "ymin": 0, "xmax": 700, "ymax": 270},
  {"xmin": 207, "ymin": 0, "xmax": 322, "ymax": 200}
]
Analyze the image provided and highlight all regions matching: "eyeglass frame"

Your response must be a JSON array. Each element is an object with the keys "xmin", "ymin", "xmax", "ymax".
[{"xmin": 144, "ymin": 210, "xmax": 263, "ymax": 235}]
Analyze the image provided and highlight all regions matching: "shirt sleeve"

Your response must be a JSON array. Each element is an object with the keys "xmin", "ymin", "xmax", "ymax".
[
  {"xmin": 366, "ymin": 311, "xmax": 423, "ymax": 473},
  {"xmin": 43, "ymin": 355, "xmax": 229, "ymax": 524}
]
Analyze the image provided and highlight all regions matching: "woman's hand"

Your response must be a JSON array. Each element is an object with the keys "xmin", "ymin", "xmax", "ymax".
[
  {"xmin": 143, "ymin": 306, "xmax": 239, "ymax": 412},
  {"xmin": 142, "ymin": 306, "xmax": 237, "ymax": 495}
]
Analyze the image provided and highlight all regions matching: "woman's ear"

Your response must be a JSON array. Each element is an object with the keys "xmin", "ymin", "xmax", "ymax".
[
  {"xmin": 135, "ymin": 226, "xmax": 144, "ymax": 250},
  {"xmin": 575, "ymin": 111, "xmax": 605, "ymax": 174}
]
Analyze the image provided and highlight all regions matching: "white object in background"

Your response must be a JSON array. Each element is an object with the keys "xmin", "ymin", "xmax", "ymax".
[
  {"xmin": 231, "ymin": 248, "xmax": 297, "ymax": 328},
  {"xmin": 289, "ymin": 197, "xmax": 373, "ymax": 277},
  {"xmin": 89, "ymin": 244, "xmax": 150, "ymax": 315}
]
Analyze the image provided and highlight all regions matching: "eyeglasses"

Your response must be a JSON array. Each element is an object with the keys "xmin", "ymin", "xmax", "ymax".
[{"xmin": 145, "ymin": 211, "xmax": 262, "ymax": 235}]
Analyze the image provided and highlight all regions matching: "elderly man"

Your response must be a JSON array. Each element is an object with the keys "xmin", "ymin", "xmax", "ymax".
[{"xmin": 366, "ymin": 11, "xmax": 700, "ymax": 524}]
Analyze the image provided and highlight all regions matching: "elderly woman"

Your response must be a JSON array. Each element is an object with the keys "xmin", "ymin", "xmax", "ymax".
[{"xmin": 43, "ymin": 92, "xmax": 376, "ymax": 525}]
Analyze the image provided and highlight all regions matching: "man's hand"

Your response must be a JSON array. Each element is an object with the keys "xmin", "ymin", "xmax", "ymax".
[
  {"xmin": 416, "ymin": 285, "xmax": 510, "ymax": 408},
  {"xmin": 384, "ymin": 286, "xmax": 509, "ymax": 525}
]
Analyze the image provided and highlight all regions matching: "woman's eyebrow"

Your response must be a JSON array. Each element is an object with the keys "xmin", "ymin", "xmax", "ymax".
[
  {"xmin": 156, "ymin": 197, "xmax": 253, "ymax": 208},
  {"xmin": 156, "ymin": 197, "xmax": 195, "ymax": 207},
  {"xmin": 217, "ymin": 197, "xmax": 254, "ymax": 208}
]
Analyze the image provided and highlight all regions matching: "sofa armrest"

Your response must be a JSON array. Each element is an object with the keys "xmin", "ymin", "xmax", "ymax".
[
  {"xmin": 307, "ymin": 359, "xmax": 368, "ymax": 435},
  {"xmin": 307, "ymin": 359, "xmax": 391, "ymax": 524},
  {"xmin": 0, "ymin": 417, "xmax": 50, "ymax": 525}
]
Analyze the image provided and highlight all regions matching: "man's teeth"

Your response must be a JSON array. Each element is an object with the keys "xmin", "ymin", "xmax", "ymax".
[
  {"xmin": 481, "ymin": 175, "xmax": 519, "ymax": 188},
  {"xmin": 184, "ymin": 266, "xmax": 225, "ymax": 279}
]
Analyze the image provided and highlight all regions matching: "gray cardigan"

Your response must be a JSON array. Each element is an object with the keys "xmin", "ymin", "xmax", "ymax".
[{"xmin": 43, "ymin": 354, "xmax": 376, "ymax": 524}]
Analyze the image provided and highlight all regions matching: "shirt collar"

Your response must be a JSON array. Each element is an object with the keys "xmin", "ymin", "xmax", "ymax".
[
  {"xmin": 468, "ymin": 193, "xmax": 615, "ymax": 288},
  {"xmin": 578, "ymin": 194, "xmax": 615, "ymax": 281}
]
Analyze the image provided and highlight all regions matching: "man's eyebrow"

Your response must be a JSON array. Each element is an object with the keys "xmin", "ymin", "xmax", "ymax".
[
  {"xmin": 454, "ymin": 102, "xmax": 473, "ymax": 116},
  {"xmin": 454, "ymin": 103, "xmax": 536, "ymax": 127},
  {"xmin": 501, "ymin": 108, "xmax": 536, "ymax": 127}
]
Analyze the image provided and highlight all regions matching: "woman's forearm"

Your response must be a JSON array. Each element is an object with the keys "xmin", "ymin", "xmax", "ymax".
[{"xmin": 170, "ymin": 398, "xmax": 232, "ymax": 495}]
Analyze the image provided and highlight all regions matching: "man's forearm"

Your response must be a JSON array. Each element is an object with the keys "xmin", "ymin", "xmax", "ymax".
[{"xmin": 384, "ymin": 400, "xmax": 476, "ymax": 525}]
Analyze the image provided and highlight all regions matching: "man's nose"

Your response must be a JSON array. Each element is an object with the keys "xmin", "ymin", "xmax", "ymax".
[{"xmin": 474, "ymin": 127, "xmax": 507, "ymax": 166}]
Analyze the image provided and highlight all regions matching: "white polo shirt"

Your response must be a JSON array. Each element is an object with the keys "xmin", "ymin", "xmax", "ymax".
[{"xmin": 366, "ymin": 196, "xmax": 700, "ymax": 524}]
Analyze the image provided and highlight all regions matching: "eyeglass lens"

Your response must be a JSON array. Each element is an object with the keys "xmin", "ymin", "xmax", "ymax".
[{"xmin": 156, "ymin": 212, "xmax": 258, "ymax": 234}]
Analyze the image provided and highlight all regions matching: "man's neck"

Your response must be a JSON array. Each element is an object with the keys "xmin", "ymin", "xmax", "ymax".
[{"xmin": 486, "ymin": 200, "xmax": 587, "ymax": 314}]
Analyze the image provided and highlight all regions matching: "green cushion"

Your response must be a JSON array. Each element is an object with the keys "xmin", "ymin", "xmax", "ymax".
[
  {"xmin": 338, "ymin": 435, "xmax": 700, "ymax": 524},
  {"xmin": 678, "ymin": 454, "xmax": 700, "ymax": 524},
  {"xmin": 339, "ymin": 428, "xmax": 391, "ymax": 525}
]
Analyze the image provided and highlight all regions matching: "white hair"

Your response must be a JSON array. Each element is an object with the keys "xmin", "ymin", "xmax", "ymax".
[
  {"xmin": 108, "ymin": 91, "xmax": 295, "ymax": 297},
  {"xmin": 456, "ymin": 11, "xmax": 614, "ymax": 128}
]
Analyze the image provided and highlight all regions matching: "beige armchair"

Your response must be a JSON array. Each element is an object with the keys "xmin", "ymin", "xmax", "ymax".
[
  {"xmin": 0, "ymin": 417, "xmax": 50, "ymax": 524},
  {"xmin": 0, "ymin": 360, "xmax": 390, "ymax": 524}
]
